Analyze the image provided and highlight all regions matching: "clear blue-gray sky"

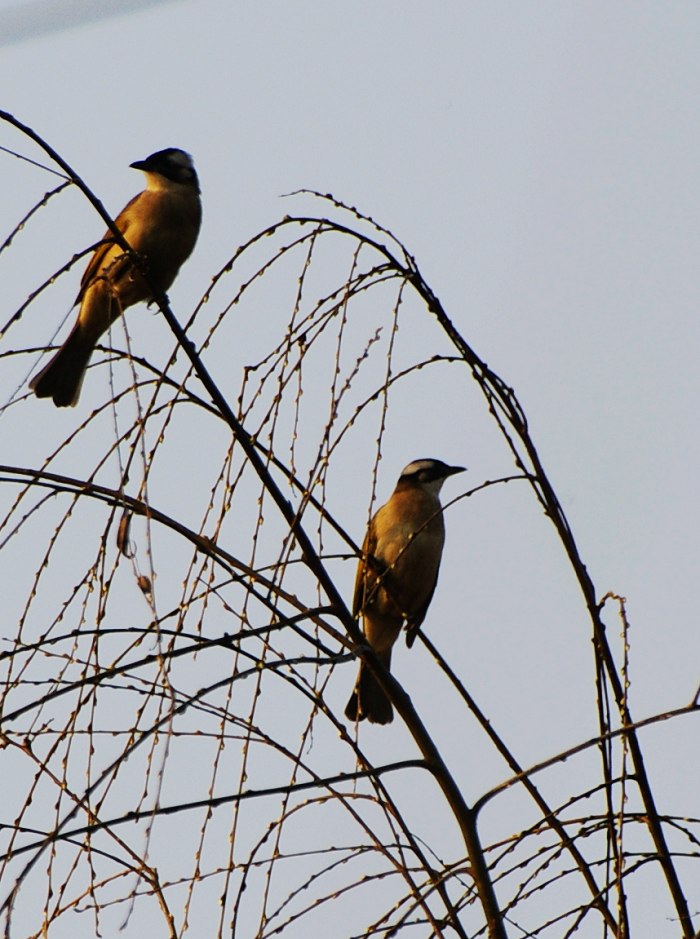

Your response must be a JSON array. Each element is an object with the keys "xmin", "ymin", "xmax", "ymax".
[{"xmin": 0, "ymin": 3, "xmax": 698, "ymax": 936}]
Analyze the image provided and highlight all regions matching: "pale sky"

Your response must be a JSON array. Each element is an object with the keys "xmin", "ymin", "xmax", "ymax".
[{"xmin": 0, "ymin": 3, "xmax": 698, "ymax": 937}]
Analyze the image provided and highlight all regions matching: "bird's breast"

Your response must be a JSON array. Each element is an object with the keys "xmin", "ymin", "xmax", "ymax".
[
  {"xmin": 124, "ymin": 189, "xmax": 202, "ymax": 283},
  {"xmin": 369, "ymin": 492, "xmax": 445, "ymax": 612}
]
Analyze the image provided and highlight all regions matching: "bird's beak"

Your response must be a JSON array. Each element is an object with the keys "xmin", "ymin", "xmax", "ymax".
[
  {"xmin": 446, "ymin": 465, "xmax": 467, "ymax": 477},
  {"xmin": 130, "ymin": 159, "xmax": 148, "ymax": 171}
]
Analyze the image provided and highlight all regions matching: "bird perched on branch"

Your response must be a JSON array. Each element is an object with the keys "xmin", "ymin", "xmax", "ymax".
[
  {"xmin": 345, "ymin": 458, "xmax": 465, "ymax": 725},
  {"xmin": 30, "ymin": 148, "xmax": 202, "ymax": 407}
]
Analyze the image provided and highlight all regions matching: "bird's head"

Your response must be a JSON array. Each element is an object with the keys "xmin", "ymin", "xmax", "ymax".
[
  {"xmin": 130, "ymin": 148, "xmax": 199, "ymax": 191},
  {"xmin": 396, "ymin": 458, "xmax": 466, "ymax": 497}
]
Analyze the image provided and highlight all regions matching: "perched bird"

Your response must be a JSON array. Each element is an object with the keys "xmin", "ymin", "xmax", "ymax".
[
  {"xmin": 30, "ymin": 148, "xmax": 202, "ymax": 407},
  {"xmin": 345, "ymin": 458, "xmax": 465, "ymax": 725}
]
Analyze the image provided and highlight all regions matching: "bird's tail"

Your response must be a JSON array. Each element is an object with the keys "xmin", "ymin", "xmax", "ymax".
[
  {"xmin": 30, "ymin": 324, "xmax": 94, "ymax": 407},
  {"xmin": 344, "ymin": 652, "xmax": 393, "ymax": 725}
]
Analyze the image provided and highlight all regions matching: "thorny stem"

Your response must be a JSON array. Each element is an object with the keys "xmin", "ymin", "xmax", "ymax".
[
  {"xmin": 1, "ymin": 110, "xmax": 508, "ymax": 935},
  {"xmin": 406, "ymin": 266, "xmax": 695, "ymax": 937},
  {"xmin": 6, "ymin": 112, "xmax": 693, "ymax": 934},
  {"xmin": 151, "ymin": 290, "xmax": 509, "ymax": 939}
]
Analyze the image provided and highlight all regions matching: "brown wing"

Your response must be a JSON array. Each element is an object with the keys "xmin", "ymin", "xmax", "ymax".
[
  {"xmin": 403, "ymin": 506, "xmax": 446, "ymax": 647},
  {"xmin": 75, "ymin": 194, "xmax": 140, "ymax": 304},
  {"xmin": 352, "ymin": 525, "xmax": 376, "ymax": 617},
  {"xmin": 405, "ymin": 561, "xmax": 442, "ymax": 647}
]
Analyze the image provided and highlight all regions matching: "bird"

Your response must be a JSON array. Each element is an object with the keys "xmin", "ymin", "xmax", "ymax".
[
  {"xmin": 30, "ymin": 148, "xmax": 202, "ymax": 407},
  {"xmin": 345, "ymin": 458, "xmax": 465, "ymax": 725}
]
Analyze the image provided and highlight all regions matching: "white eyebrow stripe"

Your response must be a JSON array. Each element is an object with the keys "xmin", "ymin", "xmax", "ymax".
[
  {"xmin": 167, "ymin": 150, "xmax": 193, "ymax": 169},
  {"xmin": 401, "ymin": 459, "xmax": 439, "ymax": 476}
]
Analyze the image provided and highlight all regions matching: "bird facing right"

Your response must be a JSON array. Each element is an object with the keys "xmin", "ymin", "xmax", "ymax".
[{"xmin": 345, "ymin": 458, "xmax": 465, "ymax": 725}]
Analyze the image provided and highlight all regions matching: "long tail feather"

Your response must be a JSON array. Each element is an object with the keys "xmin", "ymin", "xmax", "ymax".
[
  {"xmin": 345, "ymin": 657, "xmax": 393, "ymax": 725},
  {"xmin": 30, "ymin": 324, "xmax": 93, "ymax": 407}
]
